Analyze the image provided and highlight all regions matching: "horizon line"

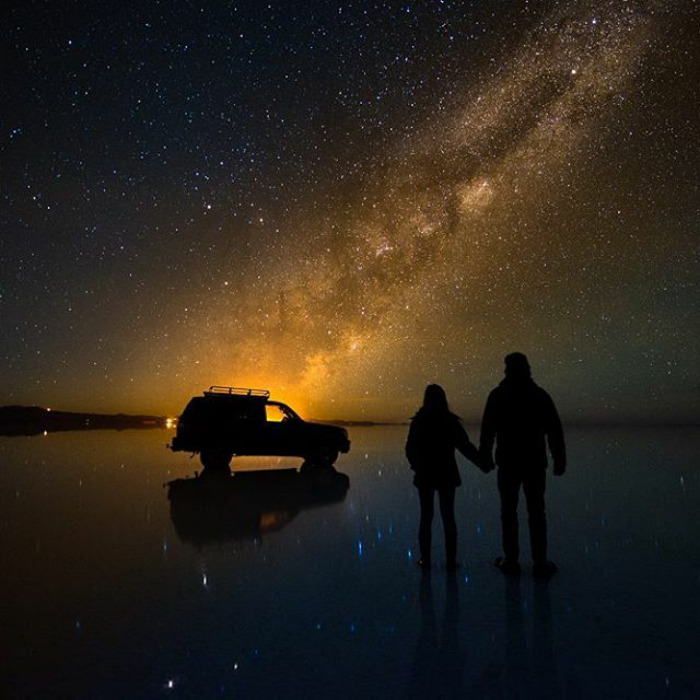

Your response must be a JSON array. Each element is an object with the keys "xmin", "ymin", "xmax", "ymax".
[{"xmin": 0, "ymin": 404, "xmax": 697, "ymax": 429}]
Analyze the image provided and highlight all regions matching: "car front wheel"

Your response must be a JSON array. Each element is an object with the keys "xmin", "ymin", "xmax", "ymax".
[
  {"xmin": 301, "ymin": 446, "xmax": 338, "ymax": 471},
  {"xmin": 200, "ymin": 448, "xmax": 233, "ymax": 473}
]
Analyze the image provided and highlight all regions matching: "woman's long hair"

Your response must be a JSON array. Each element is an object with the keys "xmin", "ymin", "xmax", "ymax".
[{"xmin": 416, "ymin": 384, "xmax": 459, "ymax": 420}]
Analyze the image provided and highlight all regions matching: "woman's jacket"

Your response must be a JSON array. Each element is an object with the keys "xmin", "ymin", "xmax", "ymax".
[{"xmin": 406, "ymin": 409, "xmax": 480, "ymax": 489}]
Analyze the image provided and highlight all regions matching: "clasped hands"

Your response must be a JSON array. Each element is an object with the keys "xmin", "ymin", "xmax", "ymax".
[{"xmin": 476, "ymin": 453, "xmax": 566, "ymax": 476}]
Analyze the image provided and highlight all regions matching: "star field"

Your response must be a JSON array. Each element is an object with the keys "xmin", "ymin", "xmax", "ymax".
[{"xmin": 2, "ymin": 0, "xmax": 699, "ymax": 422}]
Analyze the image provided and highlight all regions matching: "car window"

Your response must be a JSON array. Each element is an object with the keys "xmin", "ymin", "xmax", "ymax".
[{"xmin": 266, "ymin": 404, "xmax": 289, "ymax": 422}]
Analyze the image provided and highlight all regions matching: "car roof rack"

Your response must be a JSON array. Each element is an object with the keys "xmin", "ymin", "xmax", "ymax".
[{"xmin": 205, "ymin": 386, "xmax": 270, "ymax": 398}]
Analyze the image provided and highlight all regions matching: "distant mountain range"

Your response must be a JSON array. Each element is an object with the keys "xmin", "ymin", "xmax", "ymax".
[
  {"xmin": 312, "ymin": 419, "xmax": 408, "ymax": 427},
  {"xmin": 0, "ymin": 405, "xmax": 407, "ymax": 437},
  {"xmin": 0, "ymin": 405, "xmax": 169, "ymax": 437}
]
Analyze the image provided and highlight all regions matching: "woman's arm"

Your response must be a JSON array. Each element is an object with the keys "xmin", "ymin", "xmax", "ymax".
[{"xmin": 455, "ymin": 421, "xmax": 481, "ymax": 466}]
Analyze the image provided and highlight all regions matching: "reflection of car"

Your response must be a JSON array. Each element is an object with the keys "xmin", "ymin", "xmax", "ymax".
[
  {"xmin": 167, "ymin": 467, "xmax": 350, "ymax": 545},
  {"xmin": 169, "ymin": 386, "xmax": 350, "ymax": 472}
]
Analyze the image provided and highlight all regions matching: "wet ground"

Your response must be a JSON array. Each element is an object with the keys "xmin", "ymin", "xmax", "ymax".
[{"xmin": 1, "ymin": 425, "xmax": 698, "ymax": 698}]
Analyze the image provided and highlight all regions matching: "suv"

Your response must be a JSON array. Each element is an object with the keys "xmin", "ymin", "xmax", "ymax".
[{"xmin": 170, "ymin": 386, "xmax": 350, "ymax": 472}]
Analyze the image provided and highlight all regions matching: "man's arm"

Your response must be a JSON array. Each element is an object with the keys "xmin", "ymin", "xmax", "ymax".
[
  {"xmin": 479, "ymin": 392, "xmax": 497, "ymax": 471},
  {"xmin": 544, "ymin": 393, "xmax": 566, "ymax": 475},
  {"xmin": 405, "ymin": 421, "xmax": 420, "ymax": 471}
]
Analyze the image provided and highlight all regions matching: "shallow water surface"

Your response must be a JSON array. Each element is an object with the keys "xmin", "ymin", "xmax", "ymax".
[{"xmin": 1, "ymin": 426, "xmax": 698, "ymax": 698}]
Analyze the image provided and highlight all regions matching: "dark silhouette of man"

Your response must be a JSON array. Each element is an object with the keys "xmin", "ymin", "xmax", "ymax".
[{"xmin": 480, "ymin": 353, "xmax": 566, "ymax": 578}]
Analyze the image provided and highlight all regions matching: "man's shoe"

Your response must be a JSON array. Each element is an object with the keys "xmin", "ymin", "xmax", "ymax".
[
  {"xmin": 494, "ymin": 557, "xmax": 521, "ymax": 576},
  {"xmin": 532, "ymin": 561, "xmax": 558, "ymax": 579}
]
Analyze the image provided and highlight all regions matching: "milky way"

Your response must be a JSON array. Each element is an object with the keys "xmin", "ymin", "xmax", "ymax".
[{"xmin": 2, "ymin": 1, "xmax": 698, "ymax": 421}]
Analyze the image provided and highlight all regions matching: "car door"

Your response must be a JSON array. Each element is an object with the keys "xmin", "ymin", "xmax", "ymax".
[{"xmin": 263, "ymin": 403, "xmax": 301, "ymax": 456}]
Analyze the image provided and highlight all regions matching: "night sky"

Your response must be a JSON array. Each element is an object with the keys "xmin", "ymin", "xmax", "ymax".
[{"xmin": 2, "ymin": 0, "xmax": 699, "ymax": 422}]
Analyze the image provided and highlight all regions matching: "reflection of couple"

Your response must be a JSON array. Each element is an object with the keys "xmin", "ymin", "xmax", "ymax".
[
  {"xmin": 408, "ymin": 573, "xmax": 560, "ymax": 699},
  {"xmin": 406, "ymin": 352, "xmax": 566, "ymax": 577}
]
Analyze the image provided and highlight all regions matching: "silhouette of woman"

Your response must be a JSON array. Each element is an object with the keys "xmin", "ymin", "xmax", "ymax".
[{"xmin": 406, "ymin": 384, "xmax": 483, "ymax": 570}]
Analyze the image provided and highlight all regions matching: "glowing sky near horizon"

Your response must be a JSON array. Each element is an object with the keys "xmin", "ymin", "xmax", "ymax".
[{"xmin": 2, "ymin": 0, "xmax": 699, "ymax": 421}]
